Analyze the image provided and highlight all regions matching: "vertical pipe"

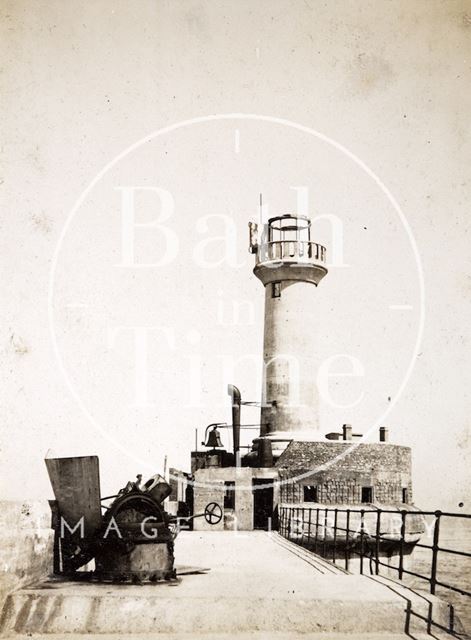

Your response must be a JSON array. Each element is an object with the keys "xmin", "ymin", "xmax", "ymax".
[
  {"xmin": 227, "ymin": 385, "xmax": 241, "ymax": 466},
  {"xmin": 360, "ymin": 510, "xmax": 365, "ymax": 575},
  {"xmin": 430, "ymin": 511, "xmax": 442, "ymax": 595}
]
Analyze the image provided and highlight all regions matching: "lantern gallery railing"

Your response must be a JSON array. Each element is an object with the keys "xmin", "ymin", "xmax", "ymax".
[
  {"xmin": 279, "ymin": 506, "xmax": 471, "ymax": 600},
  {"xmin": 256, "ymin": 240, "xmax": 326, "ymax": 265}
]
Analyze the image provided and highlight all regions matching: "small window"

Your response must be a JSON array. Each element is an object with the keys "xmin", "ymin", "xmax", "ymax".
[
  {"xmin": 303, "ymin": 485, "xmax": 318, "ymax": 503},
  {"xmin": 271, "ymin": 282, "xmax": 281, "ymax": 298},
  {"xmin": 224, "ymin": 481, "xmax": 235, "ymax": 510},
  {"xmin": 361, "ymin": 487, "xmax": 373, "ymax": 503},
  {"xmin": 402, "ymin": 488, "xmax": 409, "ymax": 504}
]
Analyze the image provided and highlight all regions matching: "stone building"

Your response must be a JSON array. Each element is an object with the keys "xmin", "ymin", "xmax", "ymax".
[
  {"xmin": 192, "ymin": 425, "xmax": 414, "ymax": 531},
  {"xmin": 278, "ymin": 438, "xmax": 413, "ymax": 506}
]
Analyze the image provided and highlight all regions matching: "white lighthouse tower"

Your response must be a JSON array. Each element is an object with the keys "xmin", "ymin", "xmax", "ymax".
[{"xmin": 249, "ymin": 214, "xmax": 328, "ymax": 458}]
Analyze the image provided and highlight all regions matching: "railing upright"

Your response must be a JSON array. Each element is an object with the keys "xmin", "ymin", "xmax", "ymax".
[
  {"xmin": 307, "ymin": 507, "xmax": 312, "ymax": 546},
  {"xmin": 399, "ymin": 510, "xmax": 406, "ymax": 580},
  {"xmin": 323, "ymin": 508, "xmax": 328, "ymax": 557},
  {"xmin": 375, "ymin": 509, "xmax": 381, "ymax": 575},
  {"xmin": 430, "ymin": 511, "xmax": 442, "ymax": 595},
  {"xmin": 332, "ymin": 509, "xmax": 338, "ymax": 564},
  {"xmin": 314, "ymin": 508, "xmax": 319, "ymax": 553},
  {"xmin": 359, "ymin": 510, "xmax": 365, "ymax": 574},
  {"xmin": 345, "ymin": 509, "xmax": 350, "ymax": 571}
]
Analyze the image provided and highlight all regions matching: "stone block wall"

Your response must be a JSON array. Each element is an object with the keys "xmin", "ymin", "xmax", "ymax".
[
  {"xmin": 193, "ymin": 467, "xmax": 279, "ymax": 531},
  {"xmin": 193, "ymin": 475, "xmax": 225, "ymax": 531},
  {"xmin": 277, "ymin": 442, "xmax": 413, "ymax": 506}
]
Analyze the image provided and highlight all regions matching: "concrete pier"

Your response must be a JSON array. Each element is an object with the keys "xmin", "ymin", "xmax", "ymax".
[{"xmin": 0, "ymin": 531, "xmax": 464, "ymax": 638}]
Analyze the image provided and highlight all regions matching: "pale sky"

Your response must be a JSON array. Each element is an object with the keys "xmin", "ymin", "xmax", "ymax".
[{"xmin": 1, "ymin": 0, "xmax": 470, "ymax": 511}]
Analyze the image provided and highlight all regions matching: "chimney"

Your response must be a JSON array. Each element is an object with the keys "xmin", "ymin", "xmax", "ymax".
[
  {"xmin": 379, "ymin": 426, "xmax": 389, "ymax": 443},
  {"xmin": 342, "ymin": 424, "xmax": 352, "ymax": 441}
]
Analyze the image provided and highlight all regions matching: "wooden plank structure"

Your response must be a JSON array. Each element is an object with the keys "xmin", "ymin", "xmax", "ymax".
[{"xmin": 45, "ymin": 456, "xmax": 102, "ymax": 543}]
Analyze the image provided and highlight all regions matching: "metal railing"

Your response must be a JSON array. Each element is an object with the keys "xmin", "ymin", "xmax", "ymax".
[
  {"xmin": 257, "ymin": 240, "xmax": 326, "ymax": 264},
  {"xmin": 279, "ymin": 506, "xmax": 471, "ymax": 600}
]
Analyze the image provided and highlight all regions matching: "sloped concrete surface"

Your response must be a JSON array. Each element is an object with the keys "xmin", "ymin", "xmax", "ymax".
[{"xmin": 0, "ymin": 532, "xmax": 466, "ymax": 638}]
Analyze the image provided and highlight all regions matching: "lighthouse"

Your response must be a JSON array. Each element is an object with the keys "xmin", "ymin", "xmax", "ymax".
[
  {"xmin": 192, "ymin": 213, "xmax": 416, "ymax": 536},
  {"xmin": 249, "ymin": 214, "xmax": 328, "ymax": 458}
]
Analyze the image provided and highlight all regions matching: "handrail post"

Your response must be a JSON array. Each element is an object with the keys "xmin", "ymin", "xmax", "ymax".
[
  {"xmin": 345, "ymin": 510, "xmax": 350, "ymax": 571},
  {"xmin": 307, "ymin": 508, "xmax": 312, "ymax": 547},
  {"xmin": 399, "ymin": 510, "xmax": 407, "ymax": 580},
  {"xmin": 333, "ymin": 509, "xmax": 338, "ymax": 564},
  {"xmin": 301, "ymin": 507, "xmax": 305, "ymax": 546},
  {"xmin": 375, "ymin": 509, "xmax": 381, "ymax": 575},
  {"xmin": 360, "ymin": 509, "xmax": 365, "ymax": 574},
  {"xmin": 314, "ymin": 508, "xmax": 319, "ymax": 553},
  {"xmin": 430, "ymin": 511, "xmax": 442, "ymax": 595},
  {"xmin": 323, "ymin": 508, "xmax": 328, "ymax": 557}
]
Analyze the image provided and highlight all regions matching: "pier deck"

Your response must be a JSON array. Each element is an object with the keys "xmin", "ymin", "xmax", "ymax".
[{"xmin": 0, "ymin": 531, "xmax": 465, "ymax": 638}]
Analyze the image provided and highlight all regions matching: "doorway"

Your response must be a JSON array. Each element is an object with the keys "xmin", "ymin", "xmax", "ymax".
[{"xmin": 253, "ymin": 479, "xmax": 274, "ymax": 530}]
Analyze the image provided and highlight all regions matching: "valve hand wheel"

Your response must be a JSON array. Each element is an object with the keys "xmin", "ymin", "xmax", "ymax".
[{"xmin": 204, "ymin": 502, "xmax": 223, "ymax": 525}]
